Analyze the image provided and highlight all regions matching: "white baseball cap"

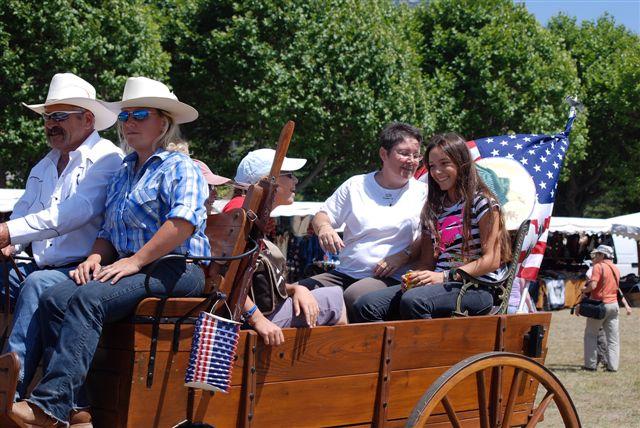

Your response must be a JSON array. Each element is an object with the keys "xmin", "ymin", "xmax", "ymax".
[{"xmin": 234, "ymin": 148, "xmax": 306, "ymax": 186}]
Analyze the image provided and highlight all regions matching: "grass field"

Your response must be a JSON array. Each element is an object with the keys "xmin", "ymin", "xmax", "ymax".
[{"xmin": 539, "ymin": 307, "xmax": 640, "ymax": 427}]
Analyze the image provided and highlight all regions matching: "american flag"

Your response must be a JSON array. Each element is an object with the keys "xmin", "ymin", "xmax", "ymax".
[{"xmin": 467, "ymin": 106, "xmax": 577, "ymax": 311}]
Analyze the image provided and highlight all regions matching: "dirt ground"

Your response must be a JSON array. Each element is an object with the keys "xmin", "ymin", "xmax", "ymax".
[{"xmin": 539, "ymin": 307, "xmax": 640, "ymax": 427}]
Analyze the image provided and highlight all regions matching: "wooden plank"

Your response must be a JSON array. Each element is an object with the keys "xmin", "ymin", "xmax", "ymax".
[
  {"xmin": 386, "ymin": 317, "xmax": 500, "ymax": 371},
  {"xmin": 232, "ymin": 374, "xmax": 379, "ymax": 428},
  {"xmin": 241, "ymin": 331, "xmax": 257, "ymax": 427},
  {"xmin": 125, "ymin": 372, "xmax": 380, "ymax": 428},
  {"xmin": 133, "ymin": 297, "xmax": 209, "ymax": 318},
  {"xmin": 386, "ymin": 365, "xmax": 539, "ymax": 422},
  {"xmin": 385, "ymin": 409, "xmax": 532, "ymax": 428},
  {"xmin": 251, "ymin": 323, "xmax": 387, "ymax": 383},
  {"xmin": 503, "ymin": 313, "xmax": 551, "ymax": 356},
  {"xmin": 387, "ymin": 366, "xmax": 470, "ymax": 420},
  {"xmin": 125, "ymin": 350, "xmax": 197, "ymax": 427},
  {"xmin": 374, "ymin": 326, "xmax": 395, "ymax": 427}
]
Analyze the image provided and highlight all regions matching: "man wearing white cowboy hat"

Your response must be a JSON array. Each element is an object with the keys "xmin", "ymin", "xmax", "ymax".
[{"xmin": 0, "ymin": 72, "xmax": 123, "ymax": 406}]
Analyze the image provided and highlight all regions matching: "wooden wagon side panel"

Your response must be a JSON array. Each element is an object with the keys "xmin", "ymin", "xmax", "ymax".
[
  {"xmin": 193, "ymin": 323, "xmax": 390, "ymax": 427},
  {"xmin": 384, "ymin": 316, "xmax": 500, "ymax": 426}
]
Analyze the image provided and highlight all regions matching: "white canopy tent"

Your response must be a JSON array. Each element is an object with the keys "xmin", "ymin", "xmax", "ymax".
[
  {"xmin": 550, "ymin": 214, "xmax": 640, "ymax": 241},
  {"xmin": 0, "ymin": 189, "xmax": 25, "ymax": 213},
  {"xmin": 549, "ymin": 213, "xmax": 640, "ymax": 277}
]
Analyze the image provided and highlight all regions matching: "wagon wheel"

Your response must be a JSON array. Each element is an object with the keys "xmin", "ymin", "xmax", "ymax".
[{"xmin": 406, "ymin": 351, "xmax": 580, "ymax": 428}]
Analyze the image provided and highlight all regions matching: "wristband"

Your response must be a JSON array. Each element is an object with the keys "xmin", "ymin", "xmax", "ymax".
[
  {"xmin": 448, "ymin": 269, "xmax": 457, "ymax": 281},
  {"xmin": 242, "ymin": 304, "xmax": 258, "ymax": 321}
]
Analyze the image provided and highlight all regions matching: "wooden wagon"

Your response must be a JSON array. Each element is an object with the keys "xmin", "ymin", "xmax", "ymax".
[{"xmin": 0, "ymin": 122, "xmax": 580, "ymax": 428}]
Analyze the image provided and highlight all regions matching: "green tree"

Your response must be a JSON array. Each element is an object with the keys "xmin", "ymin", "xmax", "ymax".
[
  {"xmin": 417, "ymin": 0, "xmax": 590, "ymax": 213},
  {"xmin": 0, "ymin": 0, "xmax": 170, "ymax": 187},
  {"xmin": 167, "ymin": 0, "xmax": 432, "ymax": 199},
  {"xmin": 548, "ymin": 14, "xmax": 640, "ymax": 217}
]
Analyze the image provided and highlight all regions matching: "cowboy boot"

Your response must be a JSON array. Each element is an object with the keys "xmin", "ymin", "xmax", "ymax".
[
  {"xmin": 9, "ymin": 401, "xmax": 62, "ymax": 427},
  {"xmin": 69, "ymin": 409, "xmax": 93, "ymax": 428},
  {"xmin": 0, "ymin": 352, "xmax": 22, "ymax": 428}
]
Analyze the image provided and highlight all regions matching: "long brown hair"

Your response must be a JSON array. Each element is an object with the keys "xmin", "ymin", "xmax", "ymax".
[{"xmin": 420, "ymin": 133, "xmax": 511, "ymax": 263}]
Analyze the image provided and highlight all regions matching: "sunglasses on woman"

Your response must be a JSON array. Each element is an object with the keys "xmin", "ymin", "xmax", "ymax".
[
  {"xmin": 41, "ymin": 110, "xmax": 85, "ymax": 122},
  {"xmin": 118, "ymin": 109, "xmax": 152, "ymax": 122}
]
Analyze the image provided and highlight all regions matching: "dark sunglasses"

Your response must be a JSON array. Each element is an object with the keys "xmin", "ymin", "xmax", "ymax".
[
  {"xmin": 41, "ymin": 110, "xmax": 85, "ymax": 122},
  {"xmin": 279, "ymin": 172, "xmax": 296, "ymax": 179},
  {"xmin": 118, "ymin": 109, "xmax": 152, "ymax": 122}
]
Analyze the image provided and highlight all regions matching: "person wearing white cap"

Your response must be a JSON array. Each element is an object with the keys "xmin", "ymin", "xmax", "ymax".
[
  {"xmin": 581, "ymin": 244, "xmax": 625, "ymax": 372},
  {"xmin": 297, "ymin": 123, "xmax": 427, "ymax": 318},
  {"xmin": 222, "ymin": 148, "xmax": 307, "ymax": 213},
  {"xmin": 223, "ymin": 149, "xmax": 346, "ymax": 346},
  {"xmin": 8, "ymin": 77, "xmax": 210, "ymax": 427},
  {"xmin": 0, "ymin": 72, "xmax": 122, "ymax": 409}
]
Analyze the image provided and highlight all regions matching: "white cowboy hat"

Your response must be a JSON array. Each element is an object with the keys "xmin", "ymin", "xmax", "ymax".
[
  {"xmin": 106, "ymin": 77, "xmax": 198, "ymax": 124},
  {"xmin": 23, "ymin": 73, "xmax": 117, "ymax": 131}
]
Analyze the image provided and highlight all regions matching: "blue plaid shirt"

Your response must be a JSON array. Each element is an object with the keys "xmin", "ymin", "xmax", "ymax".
[{"xmin": 98, "ymin": 149, "xmax": 211, "ymax": 260}]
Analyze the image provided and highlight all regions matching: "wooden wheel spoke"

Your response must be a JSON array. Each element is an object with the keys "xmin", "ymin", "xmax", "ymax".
[
  {"xmin": 526, "ymin": 391, "xmax": 555, "ymax": 427},
  {"xmin": 490, "ymin": 364, "xmax": 503, "ymax": 427},
  {"xmin": 502, "ymin": 368, "xmax": 523, "ymax": 428},
  {"xmin": 476, "ymin": 370, "xmax": 490, "ymax": 428},
  {"xmin": 441, "ymin": 395, "xmax": 462, "ymax": 428}
]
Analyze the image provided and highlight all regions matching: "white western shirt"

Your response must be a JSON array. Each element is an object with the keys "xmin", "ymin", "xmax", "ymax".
[{"xmin": 7, "ymin": 131, "xmax": 123, "ymax": 268}]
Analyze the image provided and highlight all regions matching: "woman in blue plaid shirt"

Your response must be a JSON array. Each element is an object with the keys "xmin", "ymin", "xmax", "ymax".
[{"xmin": 10, "ymin": 77, "xmax": 211, "ymax": 427}]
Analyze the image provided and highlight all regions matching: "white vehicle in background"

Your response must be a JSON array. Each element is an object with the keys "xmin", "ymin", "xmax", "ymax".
[{"xmin": 612, "ymin": 234, "xmax": 638, "ymax": 278}]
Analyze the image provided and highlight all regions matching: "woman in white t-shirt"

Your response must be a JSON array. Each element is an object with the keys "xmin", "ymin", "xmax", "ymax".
[
  {"xmin": 352, "ymin": 132, "xmax": 512, "ymax": 321},
  {"xmin": 297, "ymin": 122, "xmax": 427, "ymax": 315}
]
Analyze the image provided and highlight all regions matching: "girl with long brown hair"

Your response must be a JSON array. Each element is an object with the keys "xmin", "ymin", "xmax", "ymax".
[{"xmin": 352, "ymin": 132, "xmax": 511, "ymax": 321}]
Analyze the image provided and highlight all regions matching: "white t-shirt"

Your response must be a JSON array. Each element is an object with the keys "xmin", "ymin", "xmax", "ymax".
[{"xmin": 320, "ymin": 172, "xmax": 427, "ymax": 280}]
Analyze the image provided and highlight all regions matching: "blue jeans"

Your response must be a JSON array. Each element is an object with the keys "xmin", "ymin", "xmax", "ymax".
[
  {"xmin": 27, "ymin": 260, "xmax": 204, "ymax": 424},
  {"xmin": 1, "ymin": 264, "xmax": 76, "ymax": 399},
  {"xmin": 0, "ymin": 260, "xmax": 40, "ymax": 309},
  {"xmin": 352, "ymin": 282, "xmax": 494, "ymax": 322}
]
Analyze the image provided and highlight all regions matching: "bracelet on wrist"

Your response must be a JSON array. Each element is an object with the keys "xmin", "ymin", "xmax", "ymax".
[{"xmin": 242, "ymin": 304, "xmax": 258, "ymax": 321}]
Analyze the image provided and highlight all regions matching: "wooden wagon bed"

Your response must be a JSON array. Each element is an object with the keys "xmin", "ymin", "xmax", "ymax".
[{"xmin": 87, "ymin": 311, "xmax": 554, "ymax": 427}]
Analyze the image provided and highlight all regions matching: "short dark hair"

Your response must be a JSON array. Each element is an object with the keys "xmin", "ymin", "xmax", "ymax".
[{"xmin": 378, "ymin": 122, "xmax": 423, "ymax": 151}]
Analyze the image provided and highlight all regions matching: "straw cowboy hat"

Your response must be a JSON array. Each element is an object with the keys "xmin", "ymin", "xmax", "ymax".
[
  {"xmin": 23, "ymin": 72, "xmax": 117, "ymax": 131},
  {"xmin": 106, "ymin": 77, "xmax": 198, "ymax": 124}
]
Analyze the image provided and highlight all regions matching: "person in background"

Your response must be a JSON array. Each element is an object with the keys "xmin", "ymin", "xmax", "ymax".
[
  {"xmin": 225, "ymin": 149, "xmax": 347, "ymax": 346},
  {"xmin": 0, "ymin": 72, "xmax": 122, "ymax": 404},
  {"xmin": 295, "ymin": 123, "xmax": 426, "ymax": 316},
  {"xmin": 8, "ymin": 76, "xmax": 209, "ymax": 427},
  {"xmin": 582, "ymin": 245, "xmax": 628, "ymax": 372}
]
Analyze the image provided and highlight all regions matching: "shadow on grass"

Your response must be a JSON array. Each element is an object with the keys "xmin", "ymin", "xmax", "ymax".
[{"xmin": 547, "ymin": 363, "xmax": 584, "ymax": 373}]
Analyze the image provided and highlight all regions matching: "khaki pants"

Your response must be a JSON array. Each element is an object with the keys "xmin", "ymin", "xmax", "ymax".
[{"xmin": 584, "ymin": 303, "xmax": 619, "ymax": 371}]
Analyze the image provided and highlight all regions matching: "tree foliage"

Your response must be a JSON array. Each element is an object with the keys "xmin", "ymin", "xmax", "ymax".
[
  {"xmin": 548, "ymin": 14, "xmax": 640, "ymax": 216},
  {"xmin": 1, "ymin": 0, "xmax": 638, "ymax": 217},
  {"xmin": 417, "ymin": 0, "xmax": 582, "ymax": 136},
  {"xmin": 0, "ymin": 0, "xmax": 170, "ymax": 186},
  {"xmin": 167, "ymin": 0, "xmax": 432, "ymax": 198}
]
